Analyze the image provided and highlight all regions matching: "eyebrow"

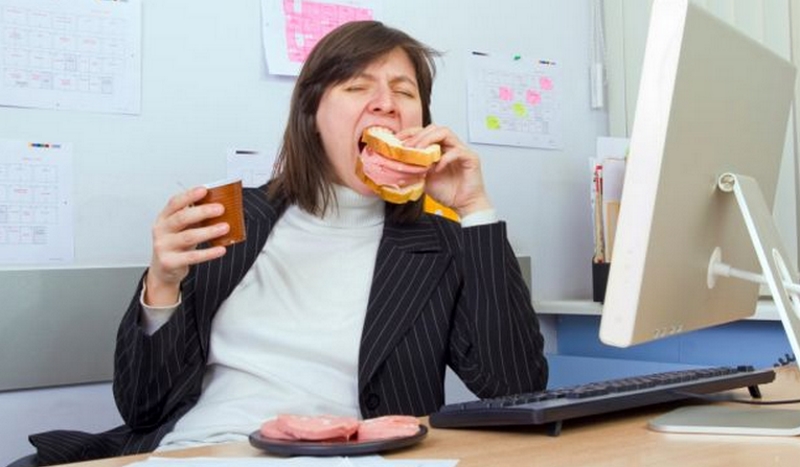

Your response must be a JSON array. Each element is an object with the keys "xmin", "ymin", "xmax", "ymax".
[{"xmin": 353, "ymin": 71, "xmax": 418, "ymax": 88}]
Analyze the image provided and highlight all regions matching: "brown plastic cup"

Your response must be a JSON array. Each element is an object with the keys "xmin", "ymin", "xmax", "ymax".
[{"xmin": 198, "ymin": 178, "xmax": 246, "ymax": 247}]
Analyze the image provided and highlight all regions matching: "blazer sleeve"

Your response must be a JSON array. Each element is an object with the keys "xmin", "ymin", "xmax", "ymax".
[
  {"xmin": 112, "ymin": 273, "xmax": 206, "ymax": 431},
  {"xmin": 447, "ymin": 221, "xmax": 549, "ymax": 397}
]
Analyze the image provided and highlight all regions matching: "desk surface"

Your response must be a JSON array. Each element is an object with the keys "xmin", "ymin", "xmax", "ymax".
[{"xmin": 64, "ymin": 367, "xmax": 800, "ymax": 467}]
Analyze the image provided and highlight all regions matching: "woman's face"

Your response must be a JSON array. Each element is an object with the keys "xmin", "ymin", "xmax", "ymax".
[{"xmin": 316, "ymin": 47, "xmax": 424, "ymax": 195}]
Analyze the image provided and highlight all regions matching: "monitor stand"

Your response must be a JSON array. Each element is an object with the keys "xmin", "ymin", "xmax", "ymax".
[{"xmin": 649, "ymin": 173, "xmax": 800, "ymax": 436}]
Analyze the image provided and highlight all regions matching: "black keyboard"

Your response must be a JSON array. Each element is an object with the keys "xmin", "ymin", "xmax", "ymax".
[{"xmin": 430, "ymin": 365, "xmax": 775, "ymax": 436}]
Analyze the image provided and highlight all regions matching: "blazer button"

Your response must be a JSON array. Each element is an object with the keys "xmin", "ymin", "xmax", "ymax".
[{"xmin": 365, "ymin": 393, "xmax": 380, "ymax": 410}]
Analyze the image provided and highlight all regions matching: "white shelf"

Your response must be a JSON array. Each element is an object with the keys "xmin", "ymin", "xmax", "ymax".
[{"xmin": 534, "ymin": 299, "xmax": 780, "ymax": 321}]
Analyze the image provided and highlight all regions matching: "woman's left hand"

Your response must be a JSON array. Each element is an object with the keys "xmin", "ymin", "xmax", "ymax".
[{"xmin": 398, "ymin": 125, "xmax": 493, "ymax": 217}]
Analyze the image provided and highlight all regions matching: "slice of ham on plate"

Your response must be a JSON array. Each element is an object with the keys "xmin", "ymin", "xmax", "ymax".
[
  {"xmin": 275, "ymin": 414, "xmax": 359, "ymax": 441},
  {"xmin": 357, "ymin": 415, "xmax": 422, "ymax": 441},
  {"xmin": 259, "ymin": 419, "xmax": 295, "ymax": 441}
]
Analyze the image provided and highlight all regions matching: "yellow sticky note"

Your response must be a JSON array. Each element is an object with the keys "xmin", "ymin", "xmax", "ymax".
[{"xmin": 486, "ymin": 115, "xmax": 500, "ymax": 130}]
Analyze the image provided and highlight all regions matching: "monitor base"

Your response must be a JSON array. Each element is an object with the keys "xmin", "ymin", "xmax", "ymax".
[{"xmin": 649, "ymin": 405, "xmax": 800, "ymax": 436}]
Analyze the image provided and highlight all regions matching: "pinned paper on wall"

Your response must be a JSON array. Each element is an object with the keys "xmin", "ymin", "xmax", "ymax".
[
  {"xmin": 261, "ymin": 0, "xmax": 382, "ymax": 76},
  {"xmin": 0, "ymin": 139, "xmax": 74, "ymax": 266},
  {"xmin": 0, "ymin": 0, "xmax": 142, "ymax": 114},
  {"xmin": 226, "ymin": 148, "xmax": 276, "ymax": 188},
  {"xmin": 467, "ymin": 51, "xmax": 562, "ymax": 149}
]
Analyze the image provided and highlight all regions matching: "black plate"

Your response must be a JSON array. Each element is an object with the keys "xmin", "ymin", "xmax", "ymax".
[{"xmin": 248, "ymin": 424, "xmax": 427, "ymax": 457}]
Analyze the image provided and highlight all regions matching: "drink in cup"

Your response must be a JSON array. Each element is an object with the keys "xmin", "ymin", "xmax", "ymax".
[{"xmin": 198, "ymin": 178, "xmax": 246, "ymax": 247}]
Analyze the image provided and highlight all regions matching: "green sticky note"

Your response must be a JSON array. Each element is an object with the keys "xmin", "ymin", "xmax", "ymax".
[
  {"xmin": 512, "ymin": 102, "xmax": 527, "ymax": 117},
  {"xmin": 486, "ymin": 115, "xmax": 500, "ymax": 130}
]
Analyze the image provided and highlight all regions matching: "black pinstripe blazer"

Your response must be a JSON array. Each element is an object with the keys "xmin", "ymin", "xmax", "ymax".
[{"xmin": 29, "ymin": 186, "xmax": 548, "ymax": 465}]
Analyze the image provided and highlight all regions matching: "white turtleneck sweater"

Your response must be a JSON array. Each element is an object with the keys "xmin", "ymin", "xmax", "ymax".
[
  {"xmin": 142, "ymin": 186, "xmax": 497, "ymax": 451},
  {"xmin": 154, "ymin": 186, "xmax": 385, "ymax": 450}
]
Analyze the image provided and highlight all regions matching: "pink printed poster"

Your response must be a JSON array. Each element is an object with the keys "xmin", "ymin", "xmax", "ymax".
[{"xmin": 261, "ymin": 0, "xmax": 381, "ymax": 76}]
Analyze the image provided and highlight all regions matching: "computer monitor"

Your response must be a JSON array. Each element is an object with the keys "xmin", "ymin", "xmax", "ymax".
[{"xmin": 598, "ymin": 0, "xmax": 800, "ymax": 435}]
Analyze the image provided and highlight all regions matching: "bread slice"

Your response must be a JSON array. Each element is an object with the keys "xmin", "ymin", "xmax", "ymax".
[
  {"xmin": 356, "ymin": 158, "xmax": 425, "ymax": 204},
  {"xmin": 361, "ymin": 127, "xmax": 441, "ymax": 167}
]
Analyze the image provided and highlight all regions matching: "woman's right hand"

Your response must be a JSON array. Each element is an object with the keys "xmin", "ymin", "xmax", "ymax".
[{"xmin": 144, "ymin": 186, "xmax": 229, "ymax": 306}]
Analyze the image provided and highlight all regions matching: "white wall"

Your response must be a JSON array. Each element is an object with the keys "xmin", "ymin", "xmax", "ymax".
[{"xmin": 1, "ymin": 0, "xmax": 609, "ymax": 296}]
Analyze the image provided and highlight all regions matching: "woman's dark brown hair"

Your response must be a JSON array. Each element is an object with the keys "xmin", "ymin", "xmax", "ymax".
[{"xmin": 267, "ymin": 21, "xmax": 439, "ymax": 222}]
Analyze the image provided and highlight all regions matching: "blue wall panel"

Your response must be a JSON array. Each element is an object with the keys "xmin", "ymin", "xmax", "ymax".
[{"xmin": 556, "ymin": 315, "xmax": 792, "ymax": 369}]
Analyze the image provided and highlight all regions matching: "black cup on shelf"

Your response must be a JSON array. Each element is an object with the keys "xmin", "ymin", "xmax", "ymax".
[{"xmin": 592, "ymin": 261, "xmax": 610, "ymax": 303}]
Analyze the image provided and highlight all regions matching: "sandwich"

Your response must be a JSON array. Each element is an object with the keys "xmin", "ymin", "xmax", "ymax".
[{"xmin": 356, "ymin": 126, "xmax": 442, "ymax": 204}]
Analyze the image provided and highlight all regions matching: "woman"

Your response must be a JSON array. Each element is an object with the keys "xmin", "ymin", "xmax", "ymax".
[{"xmin": 25, "ymin": 20, "xmax": 548, "ymax": 465}]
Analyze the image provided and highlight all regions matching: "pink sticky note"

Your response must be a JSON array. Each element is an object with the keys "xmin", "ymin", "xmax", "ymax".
[{"xmin": 526, "ymin": 89, "xmax": 541, "ymax": 106}]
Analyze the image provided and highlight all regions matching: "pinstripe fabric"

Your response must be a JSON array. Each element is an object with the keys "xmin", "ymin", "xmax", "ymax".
[{"xmin": 28, "ymin": 186, "xmax": 548, "ymax": 465}]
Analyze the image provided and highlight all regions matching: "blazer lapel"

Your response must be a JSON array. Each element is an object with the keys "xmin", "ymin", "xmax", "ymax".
[
  {"xmin": 358, "ymin": 216, "xmax": 453, "ymax": 389},
  {"xmin": 195, "ymin": 187, "xmax": 282, "ymax": 356}
]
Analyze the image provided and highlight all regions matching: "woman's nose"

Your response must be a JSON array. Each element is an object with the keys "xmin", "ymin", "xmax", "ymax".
[{"xmin": 369, "ymin": 87, "xmax": 396, "ymax": 115}]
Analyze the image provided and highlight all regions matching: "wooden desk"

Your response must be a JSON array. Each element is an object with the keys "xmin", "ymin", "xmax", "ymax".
[{"xmin": 63, "ymin": 368, "xmax": 800, "ymax": 467}]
